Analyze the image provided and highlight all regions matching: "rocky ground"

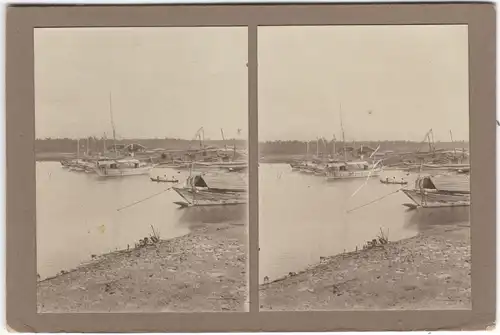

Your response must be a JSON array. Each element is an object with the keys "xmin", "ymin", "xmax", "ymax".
[
  {"xmin": 260, "ymin": 224, "xmax": 471, "ymax": 311},
  {"xmin": 37, "ymin": 222, "xmax": 248, "ymax": 312}
]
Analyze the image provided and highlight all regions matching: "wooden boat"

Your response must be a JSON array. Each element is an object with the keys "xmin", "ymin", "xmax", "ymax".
[
  {"xmin": 60, "ymin": 160, "xmax": 71, "ymax": 168},
  {"xmin": 94, "ymin": 158, "xmax": 153, "ymax": 177},
  {"xmin": 150, "ymin": 176, "xmax": 179, "ymax": 183},
  {"xmin": 380, "ymin": 178, "xmax": 408, "ymax": 185},
  {"xmin": 401, "ymin": 174, "xmax": 470, "ymax": 208},
  {"xmin": 172, "ymin": 172, "xmax": 247, "ymax": 207},
  {"xmin": 325, "ymin": 161, "xmax": 382, "ymax": 181}
]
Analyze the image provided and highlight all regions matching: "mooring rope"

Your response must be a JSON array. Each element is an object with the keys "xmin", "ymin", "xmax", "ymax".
[
  {"xmin": 346, "ymin": 187, "xmax": 405, "ymax": 213},
  {"xmin": 117, "ymin": 187, "xmax": 173, "ymax": 211}
]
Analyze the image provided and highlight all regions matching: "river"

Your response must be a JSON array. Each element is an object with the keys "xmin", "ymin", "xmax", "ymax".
[
  {"xmin": 36, "ymin": 161, "xmax": 469, "ymax": 283},
  {"xmin": 258, "ymin": 163, "xmax": 470, "ymax": 283},
  {"xmin": 36, "ymin": 161, "xmax": 247, "ymax": 280}
]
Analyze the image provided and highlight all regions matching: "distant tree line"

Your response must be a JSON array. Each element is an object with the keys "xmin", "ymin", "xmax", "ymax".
[
  {"xmin": 35, "ymin": 137, "xmax": 469, "ymax": 155},
  {"xmin": 35, "ymin": 137, "xmax": 247, "ymax": 153},
  {"xmin": 258, "ymin": 139, "xmax": 469, "ymax": 155}
]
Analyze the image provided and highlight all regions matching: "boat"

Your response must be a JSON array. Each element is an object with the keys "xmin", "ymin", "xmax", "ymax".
[
  {"xmin": 150, "ymin": 176, "xmax": 179, "ymax": 183},
  {"xmin": 60, "ymin": 160, "xmax": 71, "ymax": 168},
  {"xmin": 94, "ymin": 158, "xmax": 153, "ymax": 177},
  {"xmin": 325, "ymin": 161, "xmax": 382, "ymax": 181},
  {"xmin": 172, "ymin": 172, "xmax": 247, "ymax": 207},
  {"xmin": 324, "ymin": 104, "xmax": 382, "ymax": 181},
  {"xmin": 380, "ymin": 177, "xmax": 408, "ymax": 185},
  {"xmin": 401, "ymin": 174, "xmax": 470, "ymax": 208}
]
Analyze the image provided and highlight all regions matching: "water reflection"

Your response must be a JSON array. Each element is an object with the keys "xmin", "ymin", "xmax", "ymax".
[
  {"xmin": 177, "ymin": 204, "xmax": 247, "ymax": 229},
  {"xmin": 259, "ymin": 163, "xmax": 470, "ymax": 283},
  {"xmin": 405, "ymin": 206, "xmax": 470, "ymax": 232},
  {"xmin": 36, "ymin": 162, "xmax": 247, "ymax": 279}
]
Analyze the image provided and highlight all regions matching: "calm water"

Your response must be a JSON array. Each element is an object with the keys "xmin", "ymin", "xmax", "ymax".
[
  {"xmin": 258, "ymin": 163, "xmax": 470, "ymax": 283},
  {"xmin": 37, "ymin": 161, "xmax": 469, "ymax": 282},
  {"xmin": 36, "ymin": 161, "xmax": 247, "ymax": 280}
]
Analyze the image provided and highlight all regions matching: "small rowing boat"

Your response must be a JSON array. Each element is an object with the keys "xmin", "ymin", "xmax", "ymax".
[
  {"xmin": 150, "ymin": 176, "xmax": 179, "ymax": 183},
  {"xmin": 380, "ymin": 178, "xmax": 408, "ymax": 185}
]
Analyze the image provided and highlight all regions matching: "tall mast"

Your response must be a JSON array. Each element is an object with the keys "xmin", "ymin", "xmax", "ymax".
[
  {"xmin": 450, "ymin": 129, "xmax": 457, "ymax": 161},
  {"xmin": 220, "ymin": 128, "xmax": 227, "ymax": 152},
  {"xmin": 339, "ymin": 103, "xmax": 347, "ymax": 162},
  {"xmin": 77, "ymin": 138, "xmax": 80, "ymax": 159},
  {"xmin": 103, "ymin": 132, "xmax": 107, "ymax": 155},
  {"xmin": 109, "ymin": 92, "xmax": 118, "ymax": 158},
  {"xmin": 427, "ymin": 128, "xmax": 433, "ymax": 153},
  {"xmin": 306, "ymin": 141, "xmax": 309, "ymax": 161},
  {"xmin": 316, "ymin": 137, "xmax": 319, "ymax": 158},
  {"xmin": 332, "ymin": 134, "xmax": 336, "ymax": 157}
]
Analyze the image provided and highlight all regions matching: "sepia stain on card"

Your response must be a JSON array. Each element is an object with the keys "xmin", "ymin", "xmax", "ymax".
[{"xmin": 97, "ymin": 224, "xmax": 106, "ymax": 234}]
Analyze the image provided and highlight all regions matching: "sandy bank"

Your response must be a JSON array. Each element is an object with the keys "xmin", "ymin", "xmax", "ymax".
[
  {"xmin": 260, "ymin": 224, "xmax": 471, "ymax": 310},
  {"xmin": 38, "ymin": 222, "xmax": 248, "ymax": 312}
]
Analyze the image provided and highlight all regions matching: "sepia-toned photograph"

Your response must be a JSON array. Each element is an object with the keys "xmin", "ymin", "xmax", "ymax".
[
  {"xmin": 35, "ymin": 27, "xmax": 249, "ymax": 313},
  {"xmin": 258, "ymin": 25, "xmax": 470, "ymax": 311}
]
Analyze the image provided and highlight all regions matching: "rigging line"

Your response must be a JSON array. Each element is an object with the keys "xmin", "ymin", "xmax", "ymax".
[
  {"xmin": 346, "ymin": 187, "xmax": 405, "ymax": 213},
  {"xmin": 117, "ymin": 186, "xmax": 174, "ymax": 212},
  {"xmin": 350, "ymin": 159, "xmax": 383, "ymax": 198}
]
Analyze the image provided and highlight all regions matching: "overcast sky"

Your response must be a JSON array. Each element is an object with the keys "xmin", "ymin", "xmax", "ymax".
[
  {"xmin": 35, "ymin": 27, "xmax": 248, "ymax": 140},
  {"xmin": 258, "ymin": 25, "xmax": 469, "ymax": 142},
  {"xmin": 35, "ymin": 25, "xmax": 469, "ymax": 143}
]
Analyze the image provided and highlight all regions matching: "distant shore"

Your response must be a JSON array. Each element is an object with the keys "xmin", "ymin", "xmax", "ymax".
[
  {"xmin": 37, "ymin": 222, "xmax": 248, "ymax": 312},
  {"xmin": 36, "ymin": 152, "xmax": 77, "ymax": 162},
  {"xmin": 260, "ymin": 223, "xmax": 471, "ymax": 310}
]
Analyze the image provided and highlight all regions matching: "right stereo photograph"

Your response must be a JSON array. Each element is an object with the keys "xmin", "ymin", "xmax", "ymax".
[{"xmin": 257, "ymin": 25, "xmax": 470, "ymax": 311}]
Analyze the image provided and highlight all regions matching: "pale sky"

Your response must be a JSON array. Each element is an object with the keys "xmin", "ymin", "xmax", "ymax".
[
  {"xmin": 34, "ymin": 27, "xmax": 248, "ymax": 140},
  {"xmin": 258, "ymin": 25, "xmax": 469, "ymax": 142}
]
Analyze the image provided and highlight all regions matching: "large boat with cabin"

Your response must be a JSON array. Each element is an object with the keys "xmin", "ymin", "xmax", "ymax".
[
  {"xmin": 94, "ymin": 158, "xmax": 154, "ymax": 177},
  {"xmin": 401, "ymin": 174, "xmax": 470, "ymax": 209},
  {"xmin": 325, "ymin": 160, "xmax": 382, "ymax": 181},
  {"xmin": 172, "ymin": 172, "xmax": 247, "ymax": 207}
]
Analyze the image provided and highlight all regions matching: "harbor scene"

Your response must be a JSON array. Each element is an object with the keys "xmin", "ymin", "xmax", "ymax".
[
  {"xmin": 259, "ymin": 136, "xmax": 471, "ymax": 310},
  {"xmin": 257, "ymin": 25, "xmax": 470, "ymax": 310},
  {"xmin": 36, "ymin": 134, "xmax": 249, "ymax": 312},
  {"xmin": 35, "ymin": 26, "xmax": 249, "ymax": 313}
]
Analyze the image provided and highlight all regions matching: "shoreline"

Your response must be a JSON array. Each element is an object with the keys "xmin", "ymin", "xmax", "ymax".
[
  {"xmin": 37, "ymin": 222, "xmax": 248, "ymax": 313},
  {"xmin": 260, "ymin": 223, "xmax": 471, "ymax": 310}
]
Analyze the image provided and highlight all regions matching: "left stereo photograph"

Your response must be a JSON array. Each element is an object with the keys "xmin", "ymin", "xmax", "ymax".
[{"xmin": 35, "ymin": 27, "xmax": 249, "ymax": 313}]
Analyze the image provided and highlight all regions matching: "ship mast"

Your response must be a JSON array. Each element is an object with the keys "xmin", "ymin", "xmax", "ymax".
[
  {"xmin": 109, "ymin": 92, "xmax": 118, "ymax": 158},
  {"xmin": 332, "ymin": 134, "xmax": 336, "ymax": 157},
  {"xmin": 77, "ymin": 138, "xmax": 80, "ymax": 159},
  {"xmin": 339, "ymin": 103, "xmax": 347, "ymax": 162},
  {"xmin": 450, "ymin": 129, "xmax": 456, "ymax": 156}
]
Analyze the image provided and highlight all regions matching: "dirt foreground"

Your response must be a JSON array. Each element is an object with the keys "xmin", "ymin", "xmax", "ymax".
[
  {"xmin": 260, "ymin": 224, "xmax": 471, "ymax": 311},
  {"xmin": 38, "ymin": 222, "xmax": 248, "ymax": 312}
]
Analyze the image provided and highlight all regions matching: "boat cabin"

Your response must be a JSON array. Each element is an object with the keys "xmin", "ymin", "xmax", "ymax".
[
  {"xmin": 185, "ymin": 173, "xmax": 247, "ymax": 192},
  {"xmin": 96, "ymin": 158, "xmax": 145, "ymax": 169},
  {"xmin": 325, "ymin": 161, "xmax": 370, "ymax": 172},
  {"xmin": 414, "ymin": 174, "xmax": 470, "ymax": 194}
]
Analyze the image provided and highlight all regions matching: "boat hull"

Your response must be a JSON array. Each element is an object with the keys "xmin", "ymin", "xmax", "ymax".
[
  {"xmin": 173, "ymin": 187, "xmax": 247, "ymax": 206},
  {"xmin": 401, "ymin": 189, "xmax": 470, "ymax": 208},
  {"xmin": 326, "ymin": 169, "xmax": 381, "ymax": 181},
  {"xmin": 94, "ymin": 166, "xmax": 153, "ymax": 177}
]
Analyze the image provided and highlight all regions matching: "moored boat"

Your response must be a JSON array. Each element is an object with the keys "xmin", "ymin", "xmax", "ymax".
[
  {"xmin": 94, "ymin": 158, "xmax": 153, "ymax": 177},
  {"xmin": 150, "ymin": 176, "xmax": 179, "ymax": 183},
  {"xmin": 401, "ymin": 174, "xmax": 470, "ymax": 208},
  {"xmin": 325, "ymin": 161, "xmax": 382, "ymax": 181},
  {"xmin": 172, "ymin": 172, "xmax": 247, "ymax": 207},
  {"xmin": 380, "ymin": 177, "xmax": 408, "ymax": 185}
]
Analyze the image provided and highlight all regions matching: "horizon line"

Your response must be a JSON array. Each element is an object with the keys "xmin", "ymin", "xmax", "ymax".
[{"xmin": 35, "ymin": 137, "xmax": 469, "ymax": 143}]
